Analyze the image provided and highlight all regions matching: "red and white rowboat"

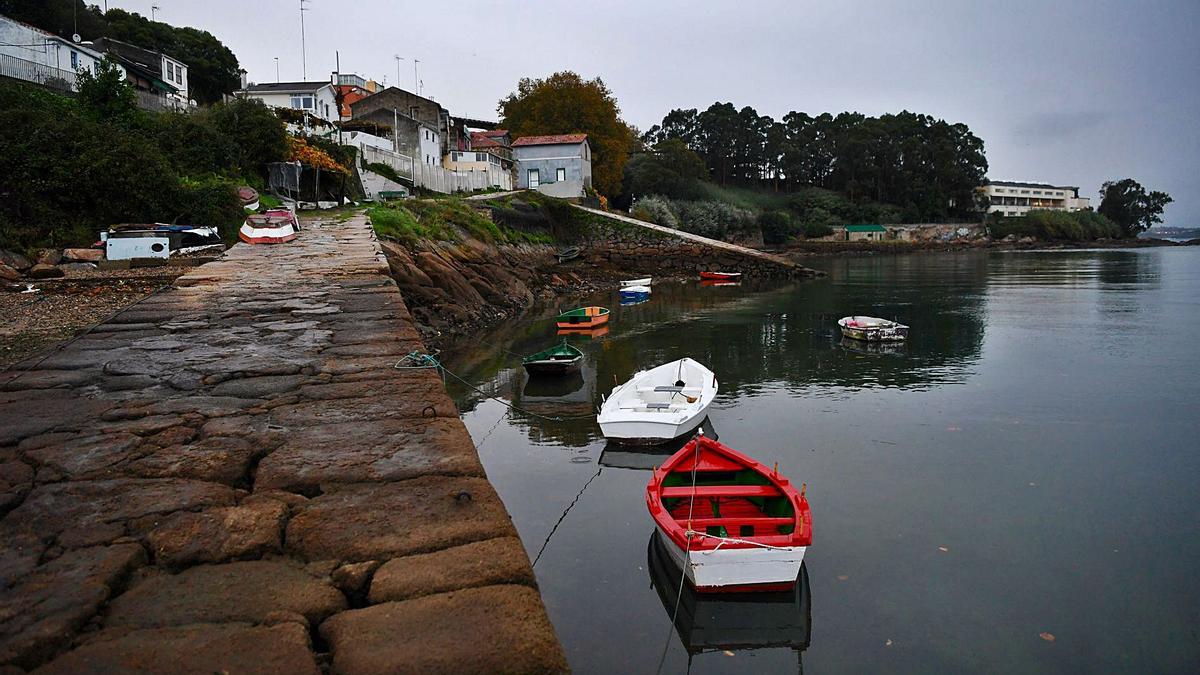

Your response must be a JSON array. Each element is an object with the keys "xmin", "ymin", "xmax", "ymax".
[
  {"xmin": 646, "ymin": 433, "xmax": 812, "ymax": 593},
  {"xmin": 239, "ymin": 209, "xmax": 300, "ymax": 244},
  {"xmin": 699, "ymin": 271, "xmax": 742, "ymax": 281}
]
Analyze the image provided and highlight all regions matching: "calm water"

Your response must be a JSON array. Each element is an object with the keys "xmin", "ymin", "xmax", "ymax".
[{"xmin": 441, "ymin": 248, "xmax": 1200, "ymax": 674}]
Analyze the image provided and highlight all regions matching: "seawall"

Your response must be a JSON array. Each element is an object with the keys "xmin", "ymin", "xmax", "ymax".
[{"xmin": 0, "ymin": 214, "xmax": 567, "ymax": 673}]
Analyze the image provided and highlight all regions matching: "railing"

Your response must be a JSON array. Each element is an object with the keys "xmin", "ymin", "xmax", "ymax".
[
  {"xmin": 0, "ymin": 53, "xmax": 75, "ymax": 92},
  {"xmin": 360, "ymin": 144, "xmax": 513, "ymax": 194}
]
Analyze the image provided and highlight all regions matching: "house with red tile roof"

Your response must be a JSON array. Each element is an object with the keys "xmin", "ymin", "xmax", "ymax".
[{"xmin": 512, "ymin": 134, "xmax": 592, "ymax": 197}]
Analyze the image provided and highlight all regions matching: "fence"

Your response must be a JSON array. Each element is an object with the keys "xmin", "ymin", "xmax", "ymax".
[
  {"xmin": 360, "ymin": 144, "xmax": 513, "ymax": 194},
  {"xmin": 0, "ymin": 53, "xmax": 75, "ymax": 93}
]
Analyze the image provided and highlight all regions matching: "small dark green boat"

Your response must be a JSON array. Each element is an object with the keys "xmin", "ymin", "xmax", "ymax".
[{"xmin": 522, "ymin": 341, "xmax": 585, "ymax": 376}]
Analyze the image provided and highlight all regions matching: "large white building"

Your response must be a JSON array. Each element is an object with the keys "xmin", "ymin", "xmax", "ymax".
[
  {"xmin": 0, "ymin": 15, "xmax": 114, "ymax": 92},
  {"xmin": 980, "ymin": 181, "xmax": 1091, "ymax": 217}
]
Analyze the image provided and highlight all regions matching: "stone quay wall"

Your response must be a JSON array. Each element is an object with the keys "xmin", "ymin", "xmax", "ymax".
[
  {"xmin": 571, "ymin": 205, "xmax": 822, "ymax": 279},
  {"xmin": 0, "ymin": 215, "xmax": 567, "ymax": 673}
]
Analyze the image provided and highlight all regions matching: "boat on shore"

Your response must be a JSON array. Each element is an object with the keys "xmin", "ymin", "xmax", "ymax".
[
  {"xmin": 620, "ymin": 277, "xmax": 652, "ymax": 287},
  {"xmin": 838, "ymin": 316, "xmax": 909, "ymax": 342},
  {"xmin": 556, "ymin": 306, "xmax": 610, "ymax": 329},
  {"xmin": 645, "ymin": 433, "xmax": 812, "ymax": 593},
  {"xmin": 647, "ymin": 531, "xmax": 811, "ymax": 659},
  {"xmin": 237, "ymin": 186, "xmax": 260, "ymax": 211},
  {"xmin": 700, "ymin": 271, "xmax": 742, "ymax": 281},
  {"xmin": 522, "ymin": 341, "xmax": 584, "ymax": 376},
  {"xmin": 597, "ymin": 358, "xmax": 717, "ymax": 444},
  {"xmin": 239, "ymin": 209, "xmax": 300, "ymax": 245}
]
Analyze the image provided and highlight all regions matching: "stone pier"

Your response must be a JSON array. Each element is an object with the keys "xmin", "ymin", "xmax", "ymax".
[{"xmin": 0, "ymin": 215, "xmax": 567, "ymax": 673}]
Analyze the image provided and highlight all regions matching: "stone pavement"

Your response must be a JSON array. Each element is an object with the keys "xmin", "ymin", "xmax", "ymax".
[{"xmin": 0, "ymin": 215, "xmax": 567, "ymax": 673}]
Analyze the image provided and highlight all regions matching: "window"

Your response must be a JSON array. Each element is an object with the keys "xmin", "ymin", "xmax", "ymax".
[
  {"xmin": 476, "ymin": 153, "xmax": 485, "ymax": 162},
  {"xmin": 1033, "ymin": 190, "xmax": 1042, "ymax": 195},
  {"xmin": 290, "ymin": 95, "xmax": 314, "ymax": 110},
  {"xmin": 1020, "ymin": 189, "xmax": 1030, "ymax": 194},
  {"xmin": 556, "ymin": 167, "xmax": 566, "ymax": 182},
  {"xmin": 528, "ymin": 169, "xmax": 540, "ymax": 188},
  {"xmin": 71, "ymin": 51, "xmax": 79, "ymax": 69}
]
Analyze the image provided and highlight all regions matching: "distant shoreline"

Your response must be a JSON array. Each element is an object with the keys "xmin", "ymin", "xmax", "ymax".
[{"xmin": 775, "ymin": 236, "xmax": 1196, "ymax": 259}]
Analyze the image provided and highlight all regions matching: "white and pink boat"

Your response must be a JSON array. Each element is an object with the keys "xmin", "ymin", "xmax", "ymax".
[
  {"xmin": 238, "ymin": 209, "xmax": 300, "ymax": 244},
  {"xmin": 646, "ymin": 433, "xmax": 812, "ymax": 593}
]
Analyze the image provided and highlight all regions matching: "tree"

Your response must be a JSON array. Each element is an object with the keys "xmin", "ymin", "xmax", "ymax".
[
  {"xmin": 1098, "ymin": 179, "xmax": 1173, "ymax": 237},
  {"xmin": 0, "ymin": 0, "xmax": 107, "ymax": 40},
  {"xmin": 620, "ymin": 139, "xmax": 708, "ymax": 204},
  {"xmin": 76, "ymin": 56, "xmax": 140, "ymax": 126},
  {"xmin": 104, "ymin": 10, "xmax": 241, "ymax": 104},
  {"xmin": 499, "ymin": 71, "xmax": 637, "ymax": 198}
]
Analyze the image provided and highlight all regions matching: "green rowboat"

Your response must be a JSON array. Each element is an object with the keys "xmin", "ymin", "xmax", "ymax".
[{"xmin": 522, "ymin": 341, "xmax": 585, "ymax": 376}]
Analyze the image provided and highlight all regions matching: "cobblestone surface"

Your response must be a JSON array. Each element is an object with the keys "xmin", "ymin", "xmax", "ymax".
[{"xmin": 0, "ymin": 215, "xmax": 567, "ymax": 673}]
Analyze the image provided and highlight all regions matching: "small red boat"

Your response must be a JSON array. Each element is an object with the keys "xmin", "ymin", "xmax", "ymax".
[
  {"xmin": 699, "ymin": 271, "xmax": 742, "ymax": 281},
  {"xmin": 239, "ymin": 209, "xmax": 300, "ymax": 244},
  {"xmin": 646, "ymin": 433, "xmax": 811, "ymax": 593}
]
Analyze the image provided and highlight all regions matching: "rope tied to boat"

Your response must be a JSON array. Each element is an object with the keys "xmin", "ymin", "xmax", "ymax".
[
  {"xmin": 394, "ymin": 351, "xmax": 441, "ymax": 370},
  {"xmin": 683, "ymin": 530, "xmax": 794, "ymax": 553}
]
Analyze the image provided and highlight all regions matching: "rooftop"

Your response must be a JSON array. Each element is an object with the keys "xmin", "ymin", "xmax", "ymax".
[
  {"xmin": 845, "ymin": 224, "xmax": 887, "ymax": 232},
  {"xmin": 242, "ymin": 81, "xmax": 331, "ymax": 93},
  {"xmin": 512, "ymin": 133, "xmax": 588, "ymax": 147},
  {"xmin": 986, "ymin": 180, "xmax": 1079, "ymax": 190}
]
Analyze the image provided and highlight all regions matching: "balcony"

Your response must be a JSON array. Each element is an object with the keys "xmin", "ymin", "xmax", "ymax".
[{"xmin": 0, "ymin": 53, "xmax": 76, "ymax": 93}]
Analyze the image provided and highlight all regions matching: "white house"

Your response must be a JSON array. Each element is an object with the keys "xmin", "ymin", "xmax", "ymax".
[
  {"xmin": 91, "ymin": 38, "xmax": 189, "ymax": 107},
  {"xmin": 0, "ymin": 15, "xmax": 115, "ymax": 92},
  {"xmin": 238, "ymin": 80, "xmax": 339, "ymax": 123},
  {"xmin": 513, "ymin": 134, "xmax": 593, "ymax": 197},
  {"xmin": 979, "ymin": 181, "xmax": 1091, "ymax": 217},
  {"xmin": 418, "ymin": 123, "xmax": 440, "ymax": 166}
]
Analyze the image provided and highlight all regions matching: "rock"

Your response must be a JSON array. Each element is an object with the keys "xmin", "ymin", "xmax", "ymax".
[
  {"xmin": 319, "ymin": 585, "xmax": 568, "ymax": 675},
  {"xmin": 34, "ymin": 250, "xmax": 61, "ymax": 266},
  {"xmin": 56, "ymin": 263, "xmax": 96, "ymax": 272},
  {"xmin": 368, "ymin": 537, "xmax": 535, "ymax": 603},
  {"xmin": 0, "ymin": 263, "xmax": 19, "ymax": 282},
  {"xmin": 0, "ymin": 250, "xmax": 31, "ymax": 271},
  {"xmin": 285, "ymin": 477, "xmax": 516, "ymax": 562},
  {"xmin": 147, "ymin": 499, "xmax": 286, "ymax": 568},
  {"xmin": 32, "ymin": 622, "xmax": 321, "ymax": 675},
  {"xmin": 0, "ymin": 460, "xmax": 35, "ymax": 514},
  {"xmin": 254, "ymin": 418, "xmax": 484, "ymax": 493},
  {"xmin": 104, "ymin": 560, "xmax": 347, "ymax": 629},
  {"xmin": 125, "ymin": 436, "xmax": 260, "ymax": 486},
  {"xmin": 0, "ymin": 544, "xmax": 145, "ymax": 670},
  {"xmin": 26, "ymin": 265, "xmax": 63, "ymax": 280},
  {"xmin": 3, "ymin": 478, "xmax": 237, "ymax": 550},
  {"xmin": 60, "ymin": 249, "xmax": 103, "ymax": 263},
  {"xmin": 331, "ymin": 560, "xmax": 380, "ymax": 597},
  {"xmin": 0, "ymin": 531, "xmax": 46, "ymax": 588}
]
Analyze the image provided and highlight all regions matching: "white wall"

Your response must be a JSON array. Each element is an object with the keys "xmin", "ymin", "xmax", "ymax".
[
  {"xmin": 0, "ymin": 16, "xmax": 114, "ymax": 91},
  {"xmin": 161, "ymin": 54, "xmax": 188, "ymax": 102},
  {"xmin": 418, "ymin": 126, "xmax": 440, "ymax": 166},
  {"xmin": 243, "ymin": 85, "xmax": 338, "ymax": 122}
]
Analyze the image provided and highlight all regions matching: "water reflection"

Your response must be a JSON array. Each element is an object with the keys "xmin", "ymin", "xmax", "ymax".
[
  {"xmin": 647, "ymin": 532, "xmax": 811, "ymax": 665},
  {"xmin": 598, "ymin": 417, "xmax": 718, "ymax": 470}
]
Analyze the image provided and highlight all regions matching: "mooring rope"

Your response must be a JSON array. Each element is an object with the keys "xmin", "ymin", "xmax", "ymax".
[
  {"xmin": 655, "ymin": 433, "xmax": 703, "ymax": 675},
  {"xmin": 531, "ymin": 465, "xmax": 603, "ymax": 567},
  {"xmin": 685, "ymin": 531, "xmax": 793, "ymax": 552},
  {"xmin": 394, "ymin": 351, "xmax": 595, "ymax": 422}
]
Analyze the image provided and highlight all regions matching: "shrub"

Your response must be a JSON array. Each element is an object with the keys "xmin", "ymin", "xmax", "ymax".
[
  {"xmin": 174, "ymin": 175, "xmax": 245, "ymax": 242},
  {"xmin": 673, "ymin": 200, "xmax": 756, "ymax": 238},
  {"xmin": 630, "ymin": 195, "xmax": 678, "ymax": 229},
  {"xmin": 758, "ymin": 210, "xmax": 797, "ymax": 244},
  {"xmin": 803, "ymin": 222, "xmax": 835, "ymax": 238},
  {"xmin": 991, "ymin": 210, "xmax": 1121, "ymax": 241}
]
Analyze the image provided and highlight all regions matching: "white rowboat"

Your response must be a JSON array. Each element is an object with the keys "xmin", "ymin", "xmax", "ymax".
[
  {"xmin": 837, "ymin": 316, "xmax": 909, "ymax": 342},
  {"xmin": 597, "ymin": 358, "xmax": 717, "ymax": 444},
  {"xmin": 621, "ymin": 277, "xmax": 652, "ymax": 287}
]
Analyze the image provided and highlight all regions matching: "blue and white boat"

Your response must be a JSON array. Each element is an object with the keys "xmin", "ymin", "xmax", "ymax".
[{"xmin": 620, "ymin": 284, "xmax": 651, "ymax": 302}]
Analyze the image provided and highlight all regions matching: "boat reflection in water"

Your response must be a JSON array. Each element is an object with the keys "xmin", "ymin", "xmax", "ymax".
[
  {"xmin": 839, "ymin": 335, "xmax": 907, "ymax": 355},
  {"xmin": 620, "ymin": 295, "xmax": 650, "ymax": 307},
  {"xmin": 647, "ymin": 531, "xmax": 812, "ymax": 666},
  {"xmin": 599, "ymin": 417, "xmax": 718, "ymax": 470},
  {"xmin": 557, "ymin": 325, "xmax": 609, "ymax": 339},
  {"xmin": 699, "ymin": 279, "xmax": 742, "ymax": 288}
]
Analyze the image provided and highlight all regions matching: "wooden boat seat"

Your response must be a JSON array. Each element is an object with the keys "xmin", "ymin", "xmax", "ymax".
[
  {"xmin": 636, "ymin": 386, "xmax": 701, "ymax": 394},
  {"xmin": 684, "ymin": 516, "xmax": 793, "ymax": 528},
  {"xmin": 661, "ymin": 484, "xmax": 780, "ymax": 499}
]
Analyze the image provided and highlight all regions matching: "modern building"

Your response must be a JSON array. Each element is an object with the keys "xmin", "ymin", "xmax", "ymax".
[
  {"xmin": 0, "ymin": 14, "xmax": 114, "ymax": 93},
  {"xmin": 844, "ymin": 224, "xmax": 887, "ymax": 241},
  {"xmin": 513, "ymin": 134, "xmax": 592, "ymax": 197},
  {"xmin": 238, "ymin": 80, "xmax": 338, "ymax": 122},
  {"xmin": 979, "ymin": 181, "xmax": 1091, "ymax": 217}
]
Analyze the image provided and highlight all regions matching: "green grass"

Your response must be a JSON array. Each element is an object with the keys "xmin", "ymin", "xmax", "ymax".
[
  {"xmin": 259, "ymin": 193, "xmax": 283, "ymax": 209},
  {"xmin": 369, "ymin": 197, "xmax": 556, "ymax": 246}
]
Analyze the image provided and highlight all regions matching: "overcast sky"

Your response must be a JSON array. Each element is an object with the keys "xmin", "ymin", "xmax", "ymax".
[{"xmin": 109, "ymin": 0, "xmax": 1198, "ymax": 226}]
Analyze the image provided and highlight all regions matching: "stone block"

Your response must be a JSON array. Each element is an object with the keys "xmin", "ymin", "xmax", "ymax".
[
  {"xmin": 105, "ymin": 560, "xmax": 346, "ymax": 629},
  {"xmin": 32, "ymin": 622, "xmax": 320, "ymax": 675},
  {"xmin": 319, "ymin": 585, "xmax": 567, "ymax": 675},
  {"xmin": 285, "ymin": 477, "xmax": 515, "ymax": 562},
  {"xmin": 26, "ymin": 264, "xmax": 63, "ymax": 280},
  {"xmin": 0, "ymin": 544, "xmax": 145, "ymax": 670},
  {"xmin": 368, "ymin": 537, "xmax": 535, "ymax": 604},
  {"xmin": 255, "ymin": 418, "xmax": 483, "ymax": 492},
  {"xmin": 147, "ymin": 499, "xmax": 286, "ymax": 568}
]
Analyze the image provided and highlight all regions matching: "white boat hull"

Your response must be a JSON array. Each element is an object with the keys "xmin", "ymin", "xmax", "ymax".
[
  {"xmin": 620, "ymin": 277, "xmax": 651, "ymax": 287},
  {"xmin": 660, "ymin": 530, "xmax": 806, "ymax": 591},
  {"xmin": 597, "ymin": 358, "xmax": 718, "ymax": 445}
]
